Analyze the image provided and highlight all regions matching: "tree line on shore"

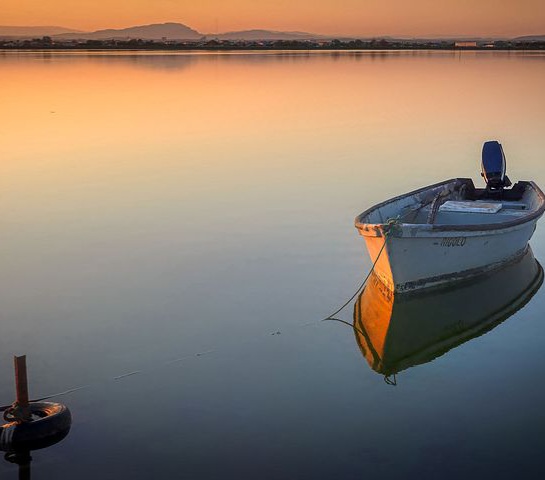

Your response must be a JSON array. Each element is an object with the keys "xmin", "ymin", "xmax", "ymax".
[{"xmin": 2, "ymin": 37, "xmax": 545, "ymax": 50}]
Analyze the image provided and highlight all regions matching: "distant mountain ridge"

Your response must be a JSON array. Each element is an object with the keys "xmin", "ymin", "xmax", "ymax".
[
  {"xmin": 1, "ymin": 22, "xmax": 544, "ymax": 42},
  {"xmin": 55, "ymin": 22, "xmax": 201, "ymax": 40},
  {"xmin": 215, "ymin": 29, "xmax": 322, "ymax": 40},
  {"xmin": 0, "ymin": 25, "xmax": 81, "ymax": 37},
  {"xmin": 2, "ymin": 22, "xmax": 324, "ymax": 41},
  {"xmin": 54, "ymin": 22, "xmax": 323, "ymax": 41},
  {"xmin": 514, "ymin": 34, "xmax": 545, "ymax": 41}
]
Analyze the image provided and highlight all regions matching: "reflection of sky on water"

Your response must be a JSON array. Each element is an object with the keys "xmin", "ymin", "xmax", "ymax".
[
  {"xmin": 0, "ymin": 50, "xmax": 199, "ymax": 71},
  {"xmin": 1, "ymin": 50, "xmax": 545, "ymax": 478},
  {"xmin": 3, "ymin": 48, "xmax": 545, "ymax": 71}
]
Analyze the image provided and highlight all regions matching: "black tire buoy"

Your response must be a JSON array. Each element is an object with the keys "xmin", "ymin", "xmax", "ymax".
[{"xmin": 0, "ymin": 402, "xmax": 71, "ymax": 452}]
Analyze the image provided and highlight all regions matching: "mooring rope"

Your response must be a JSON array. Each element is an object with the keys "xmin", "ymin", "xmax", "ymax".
[
  {"xmin": 322, "ymin": 238, "xmax": 388, "ymax": 321},
  {"xmin": 0, "ymin": 317, "xmax": 324, "ymax": 410},
  {"xmin": 322, "ymin": 216, "xmax": 401, "ymax": 321},
  {"xmin": 0, "ymin": 216, "xmax": 409, "ymax": 410}
]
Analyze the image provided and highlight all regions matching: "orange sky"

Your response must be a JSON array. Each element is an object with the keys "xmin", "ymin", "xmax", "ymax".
[{"xmin": 3, "ymin": 0, "xmax": 545, "ymax": 37}]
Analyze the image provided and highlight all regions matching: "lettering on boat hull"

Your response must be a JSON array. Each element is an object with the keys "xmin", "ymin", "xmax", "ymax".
[{"xmin": 440, "ymin": 237, "xmax": 467, "ymax": 247}]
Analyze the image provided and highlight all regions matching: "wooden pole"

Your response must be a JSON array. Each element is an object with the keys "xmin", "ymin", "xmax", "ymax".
[
  {"xmin": 18, "ymin": 451, "xmax": 32, "ymax": 480},
  {"xmin": 13, "ymin": 355, "xmax": 32, "ymax": 422}
]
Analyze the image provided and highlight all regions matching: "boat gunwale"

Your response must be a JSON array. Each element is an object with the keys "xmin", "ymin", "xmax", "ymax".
[{"xmin": 355, "ymin": 178, "xmax": 545, "ymax": 234}]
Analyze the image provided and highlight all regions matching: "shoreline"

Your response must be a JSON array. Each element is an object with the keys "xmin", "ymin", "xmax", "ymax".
[
  {"xmin": 2, "ymin": 46, "xmax": 545, "ymax": 52},
  {"xmin": 1, "ymin": 37, "xmax": 545, "ymax": 52}
]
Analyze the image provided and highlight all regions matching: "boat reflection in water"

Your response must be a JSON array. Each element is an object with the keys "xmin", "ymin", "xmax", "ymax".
[{"xmin": 353, "ymin": 248, "xmax": 543, "ymax": 383}]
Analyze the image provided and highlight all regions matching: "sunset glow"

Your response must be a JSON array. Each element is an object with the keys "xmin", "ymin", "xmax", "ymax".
[{"xmin": 3, "ymin": 0, "xmax": 545, "ymax": 37}]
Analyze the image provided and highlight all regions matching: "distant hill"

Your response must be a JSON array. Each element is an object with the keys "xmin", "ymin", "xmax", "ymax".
[
  {"xmin": 5, "ymin": 22, "xmax": 542, "ymax": 43},
  {"xmin": 54, "ymin": 23, "xmax": 321, "ymax": 41},
  {"xmin": 55, "ymin": 22, "xmax": 202, "ymax": 40},
  {"xmin": 0, "ymin": 25, "xmax": 82, "ymax": 37},
  {"xmin": 513, "ymin": 35, "xmax": 545, "ymax": 41},
  {"xmin": 214, "ymin": 29, "xmax": 322, "ymax": 41}
]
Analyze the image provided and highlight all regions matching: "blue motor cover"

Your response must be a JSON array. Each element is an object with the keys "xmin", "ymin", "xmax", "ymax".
[{"xmin": 481, "ymin": 141, "xmax": 509, "ymax": 189}]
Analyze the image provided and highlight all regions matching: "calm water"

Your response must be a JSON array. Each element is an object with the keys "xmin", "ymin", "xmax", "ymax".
[{"xmin": 1, "ymin": 50, "xmax": 545, "ymax": 479}]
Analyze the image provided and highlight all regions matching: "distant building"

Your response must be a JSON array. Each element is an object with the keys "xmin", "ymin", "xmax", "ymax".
[{"xmin": 455, "ymin": 41, "xmax": 477, "ymax": 48}]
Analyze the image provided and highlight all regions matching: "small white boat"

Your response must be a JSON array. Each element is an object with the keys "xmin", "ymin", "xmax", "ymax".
[{"xmin": 355, "ymin": 141, "xmax": 545, "ymax": 293}]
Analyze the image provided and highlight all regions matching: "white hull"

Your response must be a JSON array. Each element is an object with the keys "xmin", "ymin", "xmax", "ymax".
[
  {"xmin": 356, "ymin": 178, "xmax": 545, "ymax": 293},
  {"xmin": 363, "ymin": 221, "xmax": 537, "ymax": 292}
]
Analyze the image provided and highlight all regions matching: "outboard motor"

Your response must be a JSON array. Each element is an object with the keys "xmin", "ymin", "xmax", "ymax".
[{"xmin": 481, "ymin": 140, "xmax": 511, "ymax": 190}]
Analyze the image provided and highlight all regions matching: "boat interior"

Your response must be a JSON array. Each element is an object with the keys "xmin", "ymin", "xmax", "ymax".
[
  {"xmin": 357, "ymin": 142, "xmax": 545, "ymax": 227},
  {"xmin": 405, "ymin": 180, "xmax": 536, "ymax": 226},
  {"xmin": 358, "ymin": 178, "xmax": 543, "ymax": 227}
]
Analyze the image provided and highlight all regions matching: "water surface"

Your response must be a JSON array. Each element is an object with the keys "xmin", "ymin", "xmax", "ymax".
[{"xmin": 1, "ymin": 50, "xmax": 545, "ymax": 479}]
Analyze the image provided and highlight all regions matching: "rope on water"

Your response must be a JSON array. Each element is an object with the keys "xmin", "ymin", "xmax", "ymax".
[
  {"xmin": 0, "ymin": 214, "xmax": 411, "ymax": 410},
  {"xmin": 322, "ymin": 239, "xmax": 387, "ymax": 321},
  {"xmin": 0, "ymin": 385, "xmax": 91, "ymax": 412},
  {"xmin": 0, "ymin": 319, "xmax": 324, "ymax": 409},
  {"xmin": 322, "ymin": 216, "xmax": 400, "ymax": 321},
  {"xmin": 384, "ymin": 374, "xmax": 397, "ymax": 386}
]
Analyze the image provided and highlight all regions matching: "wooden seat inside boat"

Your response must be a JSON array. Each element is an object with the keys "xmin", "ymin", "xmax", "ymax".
[
  {"xmin": 407, "ymin": 203, "xmax": 529, "ymax": 225},
  {"xmin": 431, "ymin": 207, "xmax": 529, "ymax": 226}
]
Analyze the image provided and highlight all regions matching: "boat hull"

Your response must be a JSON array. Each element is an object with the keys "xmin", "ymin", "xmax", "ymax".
[
  {"xmin": 356, "ymin": 178, "xmax": 545, "ymax": 292},
  {"xmin": 363, "ymin": 220, "xmax": 538, "ymax": 292}
]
